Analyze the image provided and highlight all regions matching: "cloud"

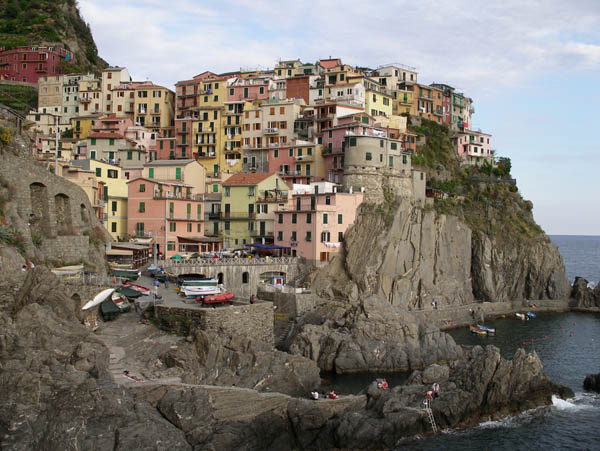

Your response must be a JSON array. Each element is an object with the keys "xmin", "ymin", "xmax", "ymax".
[{"xmin": 79, "ymin": 0, "xmax": 600, "ymax": 95}]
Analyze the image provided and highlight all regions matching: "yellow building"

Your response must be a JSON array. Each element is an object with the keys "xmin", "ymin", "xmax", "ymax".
[
  {"xmin": 70, "ymin": 113, "xmax": 101, "ymax": 140},
  {"xmin": 221, "ymin": 172, "xmax": 288, "ymax": 248},
  {"xmin": 134, "ymin": 82, "xmax": 175, "ymax": 135},
  {"xmin": 393, "ymin": 89, "xmax": 414, "ymax": 115},
  {"xmin": 69, "ymin": 159, "xmax": 129, "ymax": 240},
  {"xmin": 274, "ymin": 59, "xmax": 302, "ymax": 78}
]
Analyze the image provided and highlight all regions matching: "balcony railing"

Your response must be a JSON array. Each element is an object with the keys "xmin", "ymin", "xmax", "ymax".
[
  {"xmin": 278, "ymin": 170, "xmax": 302, "ymax": 177},
  {"xmin": 135, "ymin": 231, "xmax": 153, "ymax": 238},
  {"xmin": 220, "ymin": 212, "xmax": 256, "ymax": 219},
  {"xmin": 208, "ymin": 212, "xmax": 221, "ymax": 220},
  {"xmin": 264, "ymin": 127, "xmax": 278, "ymax": 134},
  {"xmin": 153, "ymin": 191, "xmax": 203, "ymax": 201}
]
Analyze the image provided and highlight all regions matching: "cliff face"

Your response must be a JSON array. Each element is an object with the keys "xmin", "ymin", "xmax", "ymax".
[{"xmin": 313, "ymin": 198, "xmax": 569, "ymax": 309}]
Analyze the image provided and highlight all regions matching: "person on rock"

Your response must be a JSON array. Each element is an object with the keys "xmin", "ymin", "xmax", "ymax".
[
  {"xmin": 432, "ymin": 383, "xmax": 440, "ymax": 398},
  {"xmin": 381, "ymin": 379, "xmax": 389, "ymax": 390},
  {"xmin": 311, "ymin": 391, "xmax": 319, "ymax": 400},
  {"xmin": 328, "ymin": 391, "xmax": 338, "ymax": 399}
]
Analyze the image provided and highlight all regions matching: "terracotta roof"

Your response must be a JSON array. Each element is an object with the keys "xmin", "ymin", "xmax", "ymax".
[
  {"xmin": 319, "ymin": 58, "xmax": 342, "ymax": 69},
  {"xmin": 223, "ymin": 172, "xmax": 275, "ymax": 186}
]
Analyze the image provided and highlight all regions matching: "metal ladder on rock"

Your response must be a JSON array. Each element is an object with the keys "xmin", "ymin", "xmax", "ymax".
[{"xmin": 423, "ymin": 399, "xmax": 438, "ymax": 434}]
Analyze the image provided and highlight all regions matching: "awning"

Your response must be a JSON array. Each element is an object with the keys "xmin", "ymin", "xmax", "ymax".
[
  {"xmin": 106, "ymin": 249, "xmax": 133, "ymax": 256},
  {"xmin": 245, "ymin": 243, "xmax": 290, "ymax": 250},
  {"xmin": 177, "ymin": 236, "xmax": 223, "ymax": 243}
]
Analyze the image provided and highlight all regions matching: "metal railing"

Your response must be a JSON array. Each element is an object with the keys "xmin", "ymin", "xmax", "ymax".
[{"xmin": 164, "ymin": 257, "xmax": 298, "ymax": 266}]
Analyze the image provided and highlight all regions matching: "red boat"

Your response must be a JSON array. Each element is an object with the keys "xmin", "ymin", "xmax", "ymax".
[
  {"xmin": 122, "ymin": 281, "xmax": 150, "ymax": 296},
  {"xmin": 197, "ymin": 292, "xmax": 234, "ymax": 305}
]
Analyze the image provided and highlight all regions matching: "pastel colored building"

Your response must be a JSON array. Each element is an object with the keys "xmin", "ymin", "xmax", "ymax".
[
  {"xmin": 0, "ymin": 45, "xmax": 76, "ymax": 83},
  {"xmin": 102, "ymin": 67, "xmax": 131, "ymax": 114},
  {"xmin": 71, "ymin": 113, "xmax": 102, "ymax": 140},
  {"xmin": 134, "ymin": 82, "xmax": 175, "ymax": 134},
  {"xmin": 127, "ymin": 177, "xmax": 216, "ymax": 258},
  {"xmin": 274, "ymin": 59, "xmax": 302, "ymax": 78},
  {"xmin": 142, "ymin": 159, "xmax": 206, "ymax": 196},
  {"xmin": 268, "ymin": 140, "xmax": 324, "ymax": 185},
  {"xmin": 456, "ymin": 130, "xmax": 494, "ymax": 166},
  {"xmin": 221, "ymin": 172, "xmax": 288, "ymax": 249},
  {"xmin": 274, "ymin": 183, "xmax": 364, "ymax": 264},
  {"xmin": 227, "ymin": 76, "xmax": 270, "ymax": 102},
  {"xmin": 69, "ymin": 159, "xmax": 128, "ymax": 240},
  {"xmin": 321, "ymin": 113, "xmax": 383, "ymax": 184}
]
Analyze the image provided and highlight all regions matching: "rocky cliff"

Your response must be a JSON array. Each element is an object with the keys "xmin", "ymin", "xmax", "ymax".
[{"xmin": 312, "ymin": 196, "xmax": 570, "ymax": 310}]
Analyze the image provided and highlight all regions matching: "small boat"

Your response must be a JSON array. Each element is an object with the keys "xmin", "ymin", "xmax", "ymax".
[
  {"xmin": 112, "ymin": 268, "xmax": 141, "ymax": 281},
  {"xmin": 51, "ymin": 264, "xmax": 84, "ymax": 276},
  {"xmin": 526, "ymin": 311, "xmax": 536, "ymax": 319},
  {"xmin": 179, "ymin": 279, "xmax": 222, "ymax": 298},
  {"xmin": 117, "ymin": 286, "xmax": 144, "ymax": 299},
  {"xmin": 111, "ymin": 292, "xmax": 131, "ymax": 312},
  {"xmin": 198, "ymin": 291, "xmax": 234, "ymax": 305},
  {"xmin": 100, "ymin": 299, "xmax": 121, "ymax": 321},
  {"xmin": 82, "ymin": 288, "xmax": 116, "ymax": 310},
  {"xmin": 470, "ymin": 324, "xmax": 488, "ymax": 335},
  {"xmin": 476, "ymin": 324, "xmax": 496, "ymax": 334},
  {"xmin": 516, "ymin": 313, "xmax": 529, "ymax": 321},
  {"xmin": 121, "ymin": 281, "xmax": 150, "ymax": 296}
]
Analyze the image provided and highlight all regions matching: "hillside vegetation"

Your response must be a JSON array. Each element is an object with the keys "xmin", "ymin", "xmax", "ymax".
[
  {"xmin": 0, "ymin": 0, "xmax": 107, "ymax": 73},
  {"xmin": 410, "ymin": 119, "xmax": 543, "ymax": 242}
]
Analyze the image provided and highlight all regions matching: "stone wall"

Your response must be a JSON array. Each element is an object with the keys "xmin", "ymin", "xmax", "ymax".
[
  {"xmin": 344, "ymin": 166, "xmax": 414, "ymax": 203},
  {"xmin": 0, "ymin": 134, "xmax": 109, "ymax": 271},
  {"xmin": 164, "ymin": 259, "xmax": 299, "ymax": 299},
  {"xmin": 258, "ymin": 286, "xmax": 322, "ymax": 345},
  {"xmin": 155, "ymin": 301, "xmax": 274, "ymax": 345}
]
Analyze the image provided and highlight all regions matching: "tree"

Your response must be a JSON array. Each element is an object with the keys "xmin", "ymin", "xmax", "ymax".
[{"xmin": 497, "ymin": 157, "xmax": 512, "ymax": 176}]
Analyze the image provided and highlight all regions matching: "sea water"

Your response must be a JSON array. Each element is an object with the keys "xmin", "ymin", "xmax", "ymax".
[{"xmin": 400, "ymin": 235, "xmax": 600, "ymax": 450}]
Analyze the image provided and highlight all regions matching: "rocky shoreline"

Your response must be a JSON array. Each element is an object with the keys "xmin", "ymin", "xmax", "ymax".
[{"xmin": 0, "ymin": 267, "xmax": 579, "ymax": 450}]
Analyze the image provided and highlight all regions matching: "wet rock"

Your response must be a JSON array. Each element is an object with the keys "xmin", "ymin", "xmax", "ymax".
[
  {"xmin": 571, "ymin": 277, "xmax": 600, "ymax": 308},
  {"xmin": 583, "ymin": 373, "xmax": 600, "ymax": 392}
]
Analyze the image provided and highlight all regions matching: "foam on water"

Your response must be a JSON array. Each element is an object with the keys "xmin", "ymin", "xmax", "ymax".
[{"xmin": 552, "ymin": 394, "xmax": 597, "ymax": 411}]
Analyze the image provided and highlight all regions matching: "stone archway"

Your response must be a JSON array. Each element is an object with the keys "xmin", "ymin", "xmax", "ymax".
[
  {"xmin": 55, "ymin": 193, "xmax": 73, "ymax": 235},
  {"xmin": 80, "ymin": 203, "xmax": 90, "ymax": 227},
  {"xmin": 29, "ymin": 182, "xmax": 52, "ymax": 237}
]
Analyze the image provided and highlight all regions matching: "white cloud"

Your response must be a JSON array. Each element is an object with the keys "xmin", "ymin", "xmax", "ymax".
[{"xmin": 78, "ymin": 0, "xmax": 600, "ymax": 94}]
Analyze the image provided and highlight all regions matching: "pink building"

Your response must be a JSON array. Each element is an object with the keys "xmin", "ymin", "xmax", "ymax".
[
  {"xmin": 92, "ymin": 114, "xmax": 133, "ymax": 136},
  {"xmin": 127, "ymin": 177, "xmax": 219, "ymax": 258},
  {"xmin": 0, "ymin": 45, "xmax": 76, "ymax": 83},
  {"xmin": 456, "ymin": 129, "xmax": 494, "ymax": 166},
  {"xmin": 321, "ymin": 113, "xmax": 382, "ymax": 183},
  {"xmin": 227, "ymin": 77, "xmax": 270, "ymax": 102},
  {"xmin": 267, "ymin": 141, "xmax": 318, "ymax": 185},
  {"xmin": 274, "ymin": 186, "xmax": 364, "ymax": 264}
]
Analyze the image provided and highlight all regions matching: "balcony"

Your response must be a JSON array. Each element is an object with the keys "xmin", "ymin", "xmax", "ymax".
[
  {"xmin": 35, "ymin": 66, "xmax": 47, "ymax": 73},
  {"xmin": 295, "ymin": 154, "xmax": 313, "ymax": 162},
  {"xmin": 278, "ymin": 170, "xmax": 302, "ymax": 177},
  {"xmin": 198, "ymin": 152, "xmax": 216, "ymax": 158},
  {"xmin": 220, "ymin": 212, "xmax": 256, "ymax": 220},
  {"xmin": 197, "ymin": 128, "xmax": 215, "ymax": 134},
  {"xmin": 78, "ymin": 97, "xmax": 91, "ymax": 103},
  {"xmin": 153, "ymin": 191, "xmax": 203, "ymax": 201},
  {"xmin": 264, "ymin": 127, "xmax": 278, "ymax": 134},
  {"xmin": 251, "ymin": 230, "xmax": 274, "ymax": 238},
  {"xmin": 208, "ymin": 212, "xmax": 221, "ymax": 220},
  {"xmin": 257, "ymin": 190, "xmax": 288, "ymax": 203},
  {"xmin": 135, "ymin": 231, "xmax": 153, "ymax": 238},
  {"xmin": 176, "ymin": 129, "xmax": 188, "ymax": 135}
]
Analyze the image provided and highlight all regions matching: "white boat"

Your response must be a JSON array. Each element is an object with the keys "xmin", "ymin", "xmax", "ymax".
[
  {"xmin": 82, "ymin": 288, "xmax": 116, "ymax": 310},
  {"xmin": 179, "ymin": 279, "xmax": 223, "ymax": 298},
  {"xmin": 51, "ymin": 264, "xmax": 84, "ymax": 276},
  {"xmin": 516, "ymin": 312, "xmax": 528, "ymax": 321}
]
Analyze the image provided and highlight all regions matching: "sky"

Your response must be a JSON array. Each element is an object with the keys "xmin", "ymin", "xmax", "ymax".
[{"xmin": 78, "ymin": 0, "xmax": 600, "ymax": 235}]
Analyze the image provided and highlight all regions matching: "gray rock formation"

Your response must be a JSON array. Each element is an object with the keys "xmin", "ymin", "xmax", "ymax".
[
  {"xmin": 570, "ymin": 277, "xmax": 600, "ymax": 308},
  {"xmin": 312, "ymin": 200, "xmax": 569, "ymax": 308},
  {"xmin": 288, "ymin": 295, "xmax": 463, "ymax": 373},
  {"xmin": 159, "ymin": 329, "xmax": 322, "ymax": 396},
  {"xmin": 583, "ymin": 373, "xmax": 600, "ymax": 392},
  {"xmin": 130, "ymin": 345, "xmax": 572, "ymax": 450},
  {"xmin": 0, "ymin": 268, "xmax": 191, "ymax": 450},
  {"xmin": 472, "ymin": 231, "xmax": 571, "ymax": 302}
]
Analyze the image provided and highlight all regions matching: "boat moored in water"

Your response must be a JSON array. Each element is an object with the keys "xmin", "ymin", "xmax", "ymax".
[{"xmin": 470, "ymin": 324, "xmax": 489, "ymax": 335}]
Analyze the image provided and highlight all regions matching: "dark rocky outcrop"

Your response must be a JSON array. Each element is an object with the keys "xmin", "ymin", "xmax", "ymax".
[
  {"xmin": 0, "ymin": 269, "xmax": 191, "ymax": 450},
  {"xmin": 287, "ymin": 295, "xmax": 462, "ymax": 373},
  {"xmin": 130, "ymin": 345, "xmax": 572, "ymax": 450},
  {"xmin": 583, "ymin": 373, "xmax": 600, "ymax": 392},
  {"xmin": 158, "ymin": 328, "xmax": 321, "ymax": 396},
  {"xmin": 570, "ymin": 277, "xmax": 600, "ymax": 308}
]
